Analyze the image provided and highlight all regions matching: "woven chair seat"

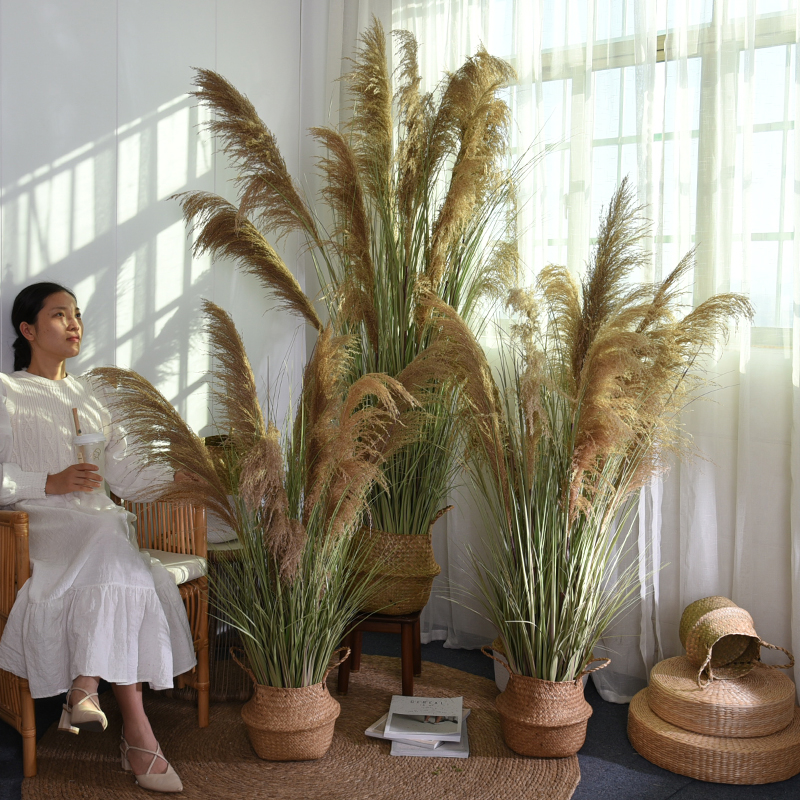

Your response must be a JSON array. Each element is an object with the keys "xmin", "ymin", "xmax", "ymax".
[{"xmin": 142, "ymin": 549, "xmax": 208, "ymax": 585}]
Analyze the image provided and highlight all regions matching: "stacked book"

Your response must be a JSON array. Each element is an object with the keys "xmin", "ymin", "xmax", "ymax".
[{"xmin": 366, "ymin": 695, "xmax": 470, "ymax": 758}]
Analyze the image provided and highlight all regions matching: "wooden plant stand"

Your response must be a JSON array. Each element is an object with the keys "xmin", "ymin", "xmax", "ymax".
[{"xmin": 337, "ymin": 610, "xmax": 422, "ymax": 696}]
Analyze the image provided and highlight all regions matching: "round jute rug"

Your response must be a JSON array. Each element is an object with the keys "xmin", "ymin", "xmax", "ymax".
[{"xmin": 23, "ymin": 655, "xmax": 580, "ymax": 800}]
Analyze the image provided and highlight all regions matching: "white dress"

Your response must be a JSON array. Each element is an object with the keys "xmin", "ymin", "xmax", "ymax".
[{"xmin": 0, "ymin": 370, "xmax": 196, "ymax": 699}]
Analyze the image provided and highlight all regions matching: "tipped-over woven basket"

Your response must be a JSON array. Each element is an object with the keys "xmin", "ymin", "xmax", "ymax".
[
  {"xmin": 648, "ymin": 656, "xmax": 797, "ymax": 738},
  {"xmin": 485, "ymin": 647, "xmax": 609, "ymax": 758},
  {"xmin": 235, "ymin": 648, "xmax": 348, "ymax": 761},
  {"xmin": 679, "ymin": 596, "xmax": 793, "ymax": 685},
  {"xmin": 355, "ymin": 507, "xmax": 450, "ymax": 616},
  {"xmin": 628, "ymin": 688, "xmax": 800, "ymax": 784}
]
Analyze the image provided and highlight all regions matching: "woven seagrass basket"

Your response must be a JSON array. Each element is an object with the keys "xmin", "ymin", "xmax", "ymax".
[
  {"xmin": 485, "ymin": 647, "xmax": 608, "ymax": 757},
  {"xmin": 679, "ymin": 596, "xmax": 793, "ymax": 685},
  {"xmin": 648, "ymin": 656, "xmax": 797, "ymax": 738},
  {"xmin": 628, "ymin": 689, "xmax": 800, "ymax": 784},
  {"xmin": 355, "ymin": 508, "xmax": 450, "ymax": 616},
  {"xmin": 235, "ymin": 648, "xmax": 348, "ymax": 761}
]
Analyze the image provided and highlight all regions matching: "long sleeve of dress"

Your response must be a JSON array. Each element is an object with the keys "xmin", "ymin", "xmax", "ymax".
[
  {"xmin": 0, "ymin": 381, "xmax": 47, "ymax": 504},
  {"xmin": 82, "ymin": 377, "xmax": 174, "ymax": 502}
]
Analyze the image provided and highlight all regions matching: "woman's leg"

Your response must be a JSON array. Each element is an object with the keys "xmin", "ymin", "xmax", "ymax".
[
  {"xmin": 69, "ymin": 674, "xmax": 100, "ymax": 704},
  {"xmin": 112, "ymin": 683, "xmax": 167, "ymax": 775}
]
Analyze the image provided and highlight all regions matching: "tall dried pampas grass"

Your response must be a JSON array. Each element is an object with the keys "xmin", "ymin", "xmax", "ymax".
[
  {"xmin": 435, "ymin": 178, "xmax": 753, "ymax": 682},
  {"xmin": 177, "ymin": 17, "xmax": 521, "ymax": 540}
]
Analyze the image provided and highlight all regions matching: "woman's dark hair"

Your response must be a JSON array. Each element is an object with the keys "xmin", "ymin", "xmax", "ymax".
[{"xmin": 11, "ymin": 282, "xmax": 77, "ymax": 371}]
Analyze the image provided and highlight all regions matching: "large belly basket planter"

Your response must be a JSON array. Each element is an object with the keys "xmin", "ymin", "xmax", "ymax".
[
  {"xmin": 485, "ymin": 648, "xmax": 610, "ymax": 757},
  {"xmin": 356, "ymin": 508, "xmax": 450, "ymax": 616},
  {"xmin": 234, "ymin": 648, "xmax": 350, "ymax": 761}
]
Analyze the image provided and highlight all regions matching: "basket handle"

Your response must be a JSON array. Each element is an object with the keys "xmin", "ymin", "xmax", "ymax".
[
  {"xmin": 756, "ymin": 641, "xmax": 795, "ymax": 670},
  {"xmin": 481, "ymin": 645, "xmax": 512, "ymax": 676},
  {"xmin": 696, "ymin": 641, "xmax": 795, "ymax": 688},
  {"xmin": 430, "ymin": 505, "xmax": 454, "ymax": 526},
  {"xmin": 323, "ymin": 646, "xmax": 351, "ymax": 683},
  {"xmin": 230, "ymin": 646, "xmax": 258, "ymax": 686},
  {"xmin": 580, "ymin": 657, "xmax": 611, "ymax": 677}
]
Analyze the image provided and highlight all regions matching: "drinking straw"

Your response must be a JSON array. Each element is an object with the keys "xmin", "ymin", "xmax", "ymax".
[{"xmin": 72, "ymin": 407, "xmax": 86, "ymax": 463}]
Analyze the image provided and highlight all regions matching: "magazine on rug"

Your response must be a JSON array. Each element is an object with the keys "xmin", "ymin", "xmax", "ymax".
[
  {"xmin": 383, "ymin": 696, "xmax": 464, "ymax": 742},
  {"xmin": 366, "ymin": 709, "xmax": 472, "ymax": 750},
  {"xmin": 390, "ymin": 717, "xmax": 469, "ymax": 758}
]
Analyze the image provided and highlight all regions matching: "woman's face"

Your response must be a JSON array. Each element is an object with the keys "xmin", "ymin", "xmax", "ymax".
[{"xmin": 20, "ymin": 291, "xmax": 83, "ymax": 362}]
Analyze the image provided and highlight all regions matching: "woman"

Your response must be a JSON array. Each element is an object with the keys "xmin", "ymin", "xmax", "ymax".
[{"xmin": 0, "ymin": 282, "xmax": 195, "ymax": 793}]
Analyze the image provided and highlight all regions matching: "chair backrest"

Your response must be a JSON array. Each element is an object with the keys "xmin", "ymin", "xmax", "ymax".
[
  {"xmin": 0, "ymin": 512, "xmax": 29, "ymax": 628},
  {"xmin": 0, "ymin": 511, "xmax": 30, "ymax": 720},
  {"xmin": 123, "ymin": 501, "xmax": 207, "ymax": 560}
]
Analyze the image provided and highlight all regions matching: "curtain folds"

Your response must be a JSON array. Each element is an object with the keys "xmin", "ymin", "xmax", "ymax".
[{"xmin": 320, "ymin": 0, "xmax": 800, "ymax": 701}]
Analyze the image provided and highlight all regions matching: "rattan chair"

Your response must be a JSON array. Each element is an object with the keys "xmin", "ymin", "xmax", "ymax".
[
  {"xmin": 0, "ymin": 500, "xmax": 209, "ymax": 779},
  {"xmin": 0, "ymin": 510, "xmax": 35, "ymax": 777},
  {"xmin": 121, "ymin": 499, "xmax": 210, "ymax": 729}
]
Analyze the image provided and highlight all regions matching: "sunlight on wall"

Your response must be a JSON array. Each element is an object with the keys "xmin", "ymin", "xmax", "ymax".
[
  {"xmin": 155, "ymin": 219, "xmax": 185, "ymax": 313},
  {"xmin": 157, "ymin": 98, "xmax": 189, "ymax": 201},
  {"xmin": 117, "ymin": 130, "xmax": 142, "ymax": 225},
  {"xmin": 1, "ymin": 94, "xmax": 213, "ymax": 432}
]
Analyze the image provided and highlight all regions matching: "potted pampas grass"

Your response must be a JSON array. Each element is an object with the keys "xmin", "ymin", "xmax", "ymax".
[
  {"xmin": 425, "ymin": 179, "xmax": 753, "ymax": 757},
  {"xmin": 174, "ymin": 17, "xmax": 520, "ymax": 614},
  {"xmin": 90, "ymin": 302, "xmax": 412, "ymax": 761}
]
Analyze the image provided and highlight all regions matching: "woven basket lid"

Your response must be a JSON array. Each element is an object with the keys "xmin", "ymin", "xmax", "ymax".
[
  {"xmin": 628, "ymin": 689, "xmax": 800, "ymax": 785},
  {"xmin": 648, "ymin": 656, "xmax": 796, "ymax": 738}
]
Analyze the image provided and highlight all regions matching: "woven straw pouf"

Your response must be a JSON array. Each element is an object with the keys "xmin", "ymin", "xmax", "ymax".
[
  {"xmin": 628, "ymin": 688, "xmax": 800, "ymax": 784},
  {"xmin": 648, "ymin": 656, "xmax": 796, "ymax": 738}
]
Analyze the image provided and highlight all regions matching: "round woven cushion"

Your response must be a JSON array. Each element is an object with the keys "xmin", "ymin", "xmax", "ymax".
[
  {"xmin": 628, "ymin": 688, "xmax": 800, "ymax": 785},
  {"xmin": 648, "ymin": 656, "xmax": 796, "ymax": 738}
]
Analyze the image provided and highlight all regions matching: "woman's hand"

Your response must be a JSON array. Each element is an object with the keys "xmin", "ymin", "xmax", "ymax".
[{"xmin": 45, "ymin": 464, "xmax": 102, "ymax": 495}]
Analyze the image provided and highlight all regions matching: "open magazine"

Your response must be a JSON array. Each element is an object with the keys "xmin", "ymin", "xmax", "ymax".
[{"xmin": 384, "ymin": 696, "xmax": 464, "ymax": 742}]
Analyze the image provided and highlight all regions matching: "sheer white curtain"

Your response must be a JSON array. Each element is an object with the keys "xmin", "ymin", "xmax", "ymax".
[{"xmin": 320, "ymin": 0, "xmax": 800, "ymax": 700}]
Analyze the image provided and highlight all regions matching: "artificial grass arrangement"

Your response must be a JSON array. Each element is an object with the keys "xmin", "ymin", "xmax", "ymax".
[
  {"xmin": 427, "ymin": 179, "xmax": 753, "ymax": 684},
  {"xmin": 89, "ymin": 303, "xmax": 412, "ymax": 689},
  {"xmin": 174, "ymin": 17, "xmax": 521, "ymax": 546}
]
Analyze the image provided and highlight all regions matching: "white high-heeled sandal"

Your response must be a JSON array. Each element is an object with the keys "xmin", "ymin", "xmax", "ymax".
[
  {"xmin": 120, "ymin": 732, "xmax": 183, "ymax": 793},
  {"xmin": 58, "ymin": 687, "xmax": 107, "ymax": 735}
]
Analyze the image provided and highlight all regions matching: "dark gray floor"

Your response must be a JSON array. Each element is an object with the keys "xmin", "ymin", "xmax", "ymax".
[{"xmin": 0, "ymin": 634, "xmax": 797, "ymax": 799}]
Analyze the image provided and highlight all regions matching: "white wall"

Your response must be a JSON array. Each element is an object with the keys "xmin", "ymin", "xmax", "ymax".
[{"xmin": 0, "ymin": 0, "xmax": 313, "ymax": 432}]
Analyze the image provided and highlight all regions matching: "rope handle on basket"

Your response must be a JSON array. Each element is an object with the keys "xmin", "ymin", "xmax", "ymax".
[
  {"xmin": 580, "ymin": 657, "xmax": 611, "ymax": 677},
  {"xmin": 482, "ymin": 646, "xmax": 611, "ymax": 680},
  {"xmin": 758, "ymin": 641, "xmax": 795, "ymax": 670},
  {"xmin": 695, "ymin": 641, "xmax": 795, "ymax": 688},
  {"xmin": 481, "ymin": 645, "xmax": 512, "ymax": 676},
  {"xmin": 230, "ymin": 646, "xmax": 258, "ymax": 687},
  {"xmin": 323, "ymin": 647, "xmax": 351, "ymax": 683},
  {"xmin": 430, "ymin": 505, "xmax": 455, "ymax": 526}
]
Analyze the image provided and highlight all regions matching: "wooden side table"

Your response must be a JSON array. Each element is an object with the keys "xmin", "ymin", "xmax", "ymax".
[{"xmin": 337, "ymin": 610, "xmax": 422, "ymax": 696}]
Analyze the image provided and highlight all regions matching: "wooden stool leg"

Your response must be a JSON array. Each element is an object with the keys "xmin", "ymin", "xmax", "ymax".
[
  {"xmin": 196, "ymin": 644, "xmax": 210, "ymax": 728},
  {"xmin": 400, "ymin": 621, "xmax": 414, "ymax": 696},
  {"xmin": 413, "ymin": 615, "xmax": 422, "ymax": 676},
  {"xmin": 352, "ymin": 630, "xmax": 363, "ymax": 672},
  {"xmin": 337, "ymin": 631, "xmax": 352, "ymax": 695},
  {"xmin": 20, "ymin": 680, "xmax": 36, "ymax": 778}
]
